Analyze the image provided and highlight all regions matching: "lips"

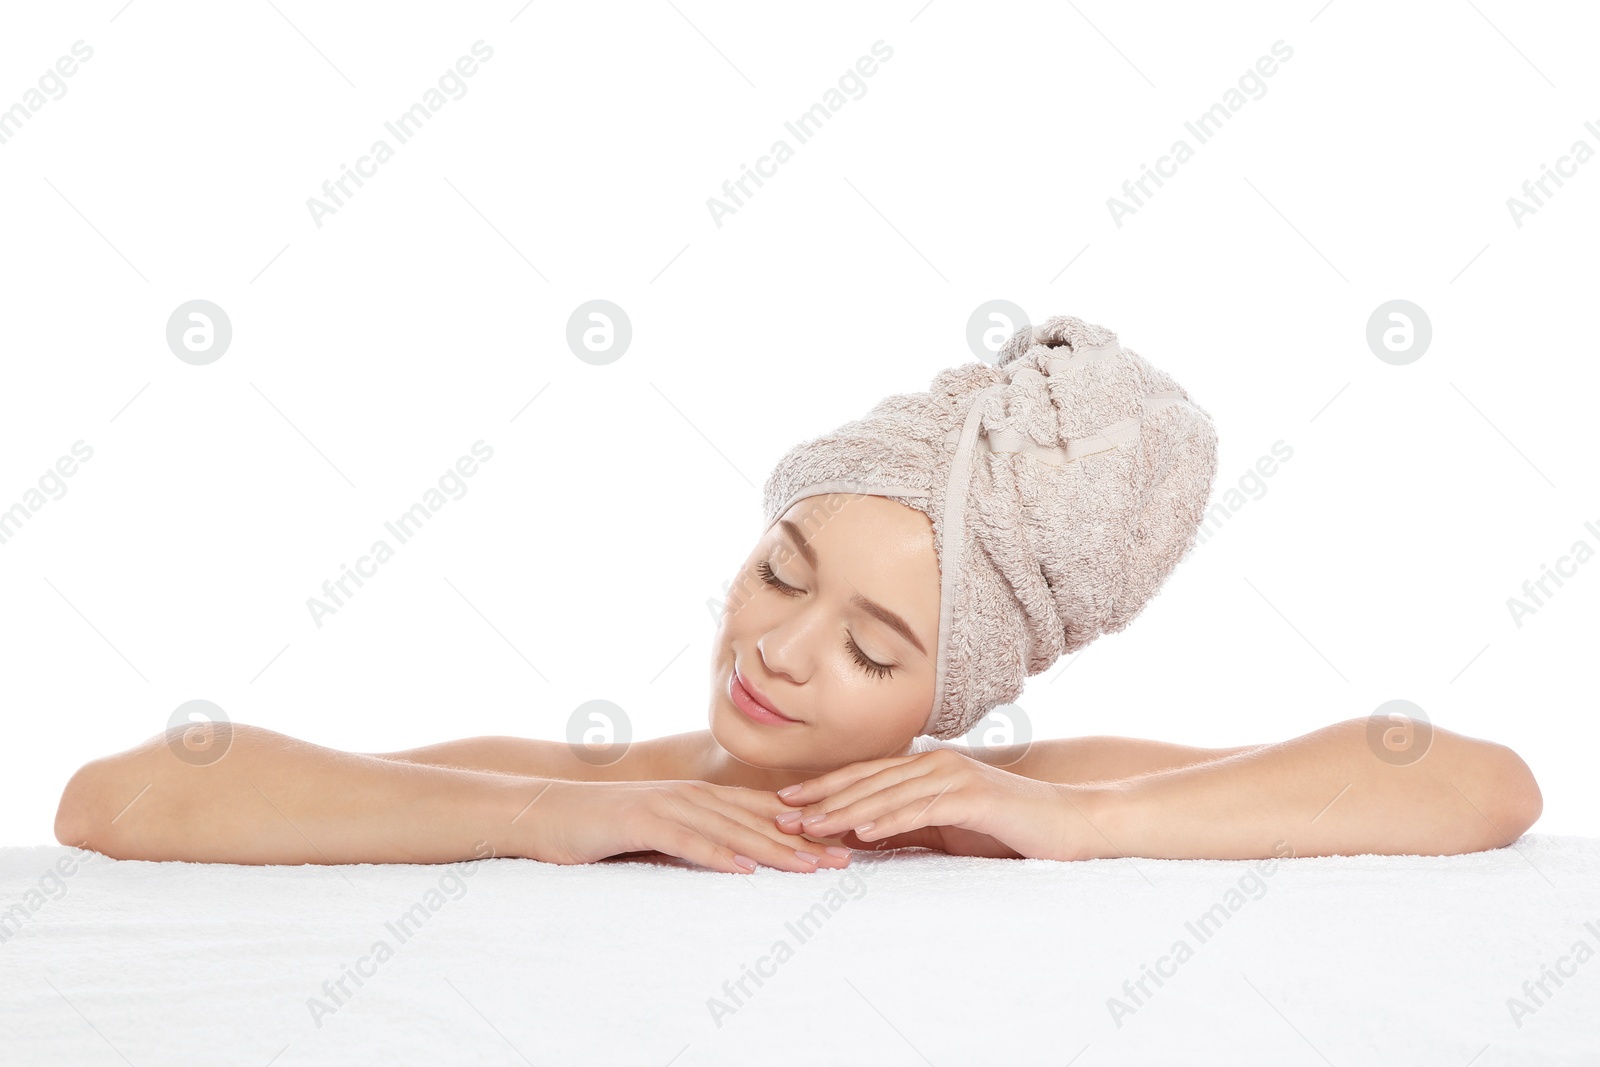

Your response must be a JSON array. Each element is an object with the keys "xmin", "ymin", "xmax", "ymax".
[{"xmin": 732, "ymin": 669, "xmax": 798, "ymax": 722}]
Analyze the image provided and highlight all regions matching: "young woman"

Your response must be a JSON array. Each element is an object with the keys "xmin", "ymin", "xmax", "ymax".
[{"xmin": 52, "ymin": 318, "xmax": 1543, "ymax": 875}]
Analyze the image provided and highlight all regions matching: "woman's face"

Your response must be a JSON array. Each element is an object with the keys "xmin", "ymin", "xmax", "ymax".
[{"xmin": 708, "ymin": 493, "xmax": 941, "ymax": 773}]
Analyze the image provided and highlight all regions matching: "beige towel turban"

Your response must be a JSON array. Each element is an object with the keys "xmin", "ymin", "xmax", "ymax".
[{"xmin": 760, "ymin": 314, "xmax": 1220, "ymax": 740}]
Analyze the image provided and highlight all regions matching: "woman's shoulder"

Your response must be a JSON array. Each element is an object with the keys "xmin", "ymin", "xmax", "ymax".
[{"xmin": 575, "ymin": 730, "xmax": 706, "ymax": 782}]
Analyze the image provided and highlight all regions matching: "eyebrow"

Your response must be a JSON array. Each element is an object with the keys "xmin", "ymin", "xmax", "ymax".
[
  {"xmin": 777, "ymin": 519, "xmax": 820, "ymax": 570},
  {"xmin": 777, "ymin": 520, "xmax": 929, "ymax": 658}
]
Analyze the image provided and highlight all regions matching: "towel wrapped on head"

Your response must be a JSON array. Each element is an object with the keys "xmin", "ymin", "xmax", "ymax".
[{"xmin": 761, "ymin": 314, "xmax": 1220, "ymax": 740}]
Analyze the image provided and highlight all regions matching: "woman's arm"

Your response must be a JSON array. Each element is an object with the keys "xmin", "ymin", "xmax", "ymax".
[
  {"xmin": 971, "ymin": 735, "xmax": 1267, "ymax": 784},
  {"xmin": 783, "ymin": 718, "xmax": 1540, "ymax": 861},
  {"xmin": 56, "ymin": 724, "xmax": 851, "ymax": 873},
  {"xmin": 359, "ymin": 733, "xmax": 677, "ymax": 781},
  {"xmin": 1067, "ymin": 717, "xmax": 1542, "ymax": 859},
  {"xmin": 54, "ymin": 723, "xmax": 551, "ymax": 865}
]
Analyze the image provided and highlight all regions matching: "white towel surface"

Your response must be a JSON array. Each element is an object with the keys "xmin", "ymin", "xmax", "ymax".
[{"xmin": 3, "ymin": 837, "xmax": 1598, "ymax": 1065}]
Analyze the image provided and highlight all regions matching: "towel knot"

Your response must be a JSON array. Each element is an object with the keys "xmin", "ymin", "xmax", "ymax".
[{"xmin": 969, "ymin": 316, "xmax": 1186, "ymax": 467}]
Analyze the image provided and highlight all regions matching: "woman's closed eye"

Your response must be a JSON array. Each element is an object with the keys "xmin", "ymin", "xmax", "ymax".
[
  {"xmin": 755, "ymin": 559, "xmax": 897, "ymax": 680},
  {"xmin": 755, "ymin": 559, "xmax": 800, "ymax": 597},
  {"xmin": 844, "ymin": 635, "xmax": 894, "ymax": 679}
]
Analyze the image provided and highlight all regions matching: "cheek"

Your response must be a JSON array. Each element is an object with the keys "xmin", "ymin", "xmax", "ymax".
[{"xmin": 825, "ymin": 670, "xmax": 934, "ymax": 743}]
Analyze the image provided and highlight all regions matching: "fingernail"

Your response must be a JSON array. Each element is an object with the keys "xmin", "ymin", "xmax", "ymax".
[
  {"xmin": 775, "ymin": 811, "xmax": 803, "ymax": 826},
  {"xmin": 733, "ymin": 854, "xmax": 758, "ymax": 872},
  {"xmin": 824, "ymin": 846, "xmax": 851, "ymax": 858},
  {"xmin": 855, "ymin": 822, "xmax": 875, "ymax": 835},
  {"xmin": 793, "ymin": 850, "xmax": 819, "ymax": 864},
  {"xmin": 777, "ymin": 784, "xmax": 802, "ymax": 800},
  {"xmin": 801, "ymin": 813, "xmax": 827, "ymax": 827}
]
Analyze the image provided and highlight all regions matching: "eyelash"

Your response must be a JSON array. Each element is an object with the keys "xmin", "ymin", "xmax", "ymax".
[{"xmin": 755, "ymin": 560, "xmax": 896, "ymax": 680}]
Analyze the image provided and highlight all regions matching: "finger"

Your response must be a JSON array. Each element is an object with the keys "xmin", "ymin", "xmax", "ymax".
[
  {"xmin": 799, "ymin": 774, "xmax": 963, "ymax": 840},
  {"xmin": 711, "ymin": 784, "xmax": 871, "ymax": 868},
  {"xmin": 790, "ymin": 760, "xmax": 944, "ymax": 832},
  {"xmin": 847, "ymin": 800, "xmax": 964, "ymax": 845},
  {"xmin": 701, "ymin": 787, "xmax": 854, "ymax": 865},
  {"xmin": 643, "ymin": 822, "xmax": 765, "ymax": 875},
  {"xmin": 786, "ymin": 761, "xmax": 932, "ymax": 826},
  {"xmin": 664, "ymin": 791, "xmax": 852, "ymax": 873},
  {"xmin": 770, "ymin": 813, "xmax": 870, "ymax": 866},
  {"xmin": 654, "ymin": 807, "xmax": 829, "ymax": 874},
  {"xmin": 838, "ymin": 825, "xmax": 941, "ymax": 852},
  {"xmin": 711, "ymin": 807, "xmax": 840, "ymax": 872},
  {"xmin": 703, "ymin": 788, "xmax": 852, "ymax": 867},
  {"xmin": 773, "ymin": 811, "xmax": 810, "ymax": 835},
  {"xmin": 775, "ymin": 755, "xmax": 921, "ymax": 807},
  {"xmin": 646, "ymin": 785, "xmax": 817, "ymax": 873},
  {"xmin": 701, "ymin": 793, "xmax": 854, "ymax": 869},
  {"xmin": 704, "ymin": 785, "xmax": 852, "ymax": 864}
]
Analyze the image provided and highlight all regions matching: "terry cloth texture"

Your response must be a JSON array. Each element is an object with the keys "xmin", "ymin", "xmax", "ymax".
[
  {"xmin": 761, "ymin": 314, "xmax": 1220, "ymax": 740},
  {"xmin": 5, "ymin": 836, "xmax": 1595, "ymax": 1061}
]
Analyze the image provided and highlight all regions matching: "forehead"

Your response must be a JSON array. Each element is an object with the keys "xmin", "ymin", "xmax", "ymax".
[{"xmin": 775, "ymin": 494, "xmax": 938, "ymax": 587}]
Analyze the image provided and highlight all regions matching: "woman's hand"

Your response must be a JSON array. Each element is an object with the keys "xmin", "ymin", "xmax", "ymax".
[
  {"xmin": 772, "ymin": 748, "xmax": 1105, "ymax": 861},
  {"xmin": 527, "ymin": 779, "xmax": 855, "ymax": 874}
]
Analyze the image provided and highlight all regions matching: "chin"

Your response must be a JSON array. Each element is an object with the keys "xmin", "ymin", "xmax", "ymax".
[{"xmin": 708, "ymin": 702, "xmax": 803, "ymax": 770}]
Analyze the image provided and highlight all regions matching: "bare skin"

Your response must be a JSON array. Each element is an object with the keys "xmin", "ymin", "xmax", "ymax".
[{"xmin": 53, "ymin": 493, "xmax": 1543, "ymax": 872}]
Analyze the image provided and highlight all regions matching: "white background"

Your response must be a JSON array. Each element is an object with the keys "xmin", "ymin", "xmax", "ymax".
[{"xmin": 1, "ymin": 0, "xmax": 1595, "ymax": 846}]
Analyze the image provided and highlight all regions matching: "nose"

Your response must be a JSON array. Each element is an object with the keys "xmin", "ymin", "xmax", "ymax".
[
  {"xmin": 755, "ymin": 608, "xmax": 822, "ymax": 685},
  {"xmin": 753, "ymin": 634, "xmax": 796, "ymax": 684}
]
